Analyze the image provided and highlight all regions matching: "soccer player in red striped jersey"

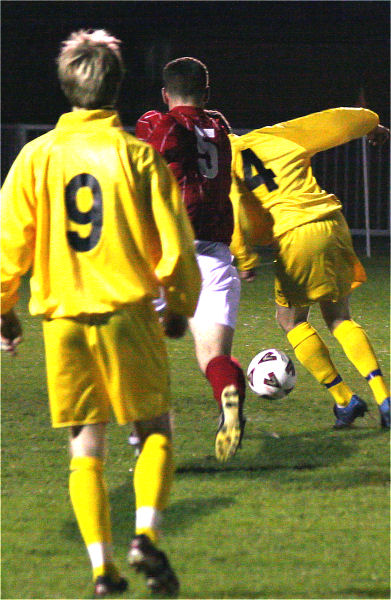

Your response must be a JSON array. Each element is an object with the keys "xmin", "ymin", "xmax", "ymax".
[{"xmin": 136, "ymin": 57, "xmax": 246, "ymax": 461}]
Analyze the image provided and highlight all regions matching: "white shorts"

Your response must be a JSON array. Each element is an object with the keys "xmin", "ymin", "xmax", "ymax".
[
  {"xmin": 192, "ymin": 241, "xmax": 241, "ymax": 328},
  {"xmin": 153, "ymin": 241, "xmax": 241, "ymax": 329}
]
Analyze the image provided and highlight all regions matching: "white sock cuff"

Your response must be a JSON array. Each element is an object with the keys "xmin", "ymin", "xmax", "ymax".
[
  {"xmin": 87, "ymin": 542, "xmax": 113, "ymax": 568},
  {"xmin": 135, "ymin": 506, "xmax": 162, "ymax": 531}
]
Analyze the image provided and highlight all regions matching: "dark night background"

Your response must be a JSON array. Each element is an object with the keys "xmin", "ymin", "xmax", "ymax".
[{"xmin": 1, "ymin": 1, "xmax": 390, "ymax": 129}]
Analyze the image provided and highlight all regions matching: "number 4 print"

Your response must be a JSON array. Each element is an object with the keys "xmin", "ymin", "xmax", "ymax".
[{"xmin": 241, "ymin": 148, "xmax": 278, "ymax": 192}]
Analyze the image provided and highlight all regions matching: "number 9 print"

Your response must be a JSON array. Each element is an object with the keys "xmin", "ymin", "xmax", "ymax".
[{"xmin": 65, "ymin": 173, "xmax": 103, "ymax": 252}]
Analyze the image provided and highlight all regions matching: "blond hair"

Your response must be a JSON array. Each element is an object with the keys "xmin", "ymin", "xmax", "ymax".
[{"xmin": 57, "ymin": 29, "xmax": 124, "ymax": 109}]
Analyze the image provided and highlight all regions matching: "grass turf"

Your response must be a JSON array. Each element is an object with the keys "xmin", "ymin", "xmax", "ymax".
[{"xmin": 1, "ymin": 255, "xmax": 390, "ymax": 599}]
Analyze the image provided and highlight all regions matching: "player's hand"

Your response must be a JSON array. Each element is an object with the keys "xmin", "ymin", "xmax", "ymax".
[
  {"xmin": 161, "ymin": 311, "xmax": 188, "ymax": 338},
  {"xmin": 367, "ymin": 124, "xmax": 390, "ymax": 146},
  {"xmin": 239, "ymin": 268, "xmax": 256, "ymax": 283},
  {"xmin": 1, "ymin": 309, "xmax": 23, "ymax": 355}
]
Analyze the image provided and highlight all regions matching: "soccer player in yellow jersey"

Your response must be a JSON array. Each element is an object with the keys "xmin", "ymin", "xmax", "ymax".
[
  {"xmin": 1, "ymin": 30, "xmax": 201, "ymax": 597},
  {"xmin": 229, "ymin": 108, "xmax": 390, "ymax": 429}
]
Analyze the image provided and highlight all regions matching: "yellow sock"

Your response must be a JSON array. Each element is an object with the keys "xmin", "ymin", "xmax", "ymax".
[
  {"xmin": 133, "ymin": 433, "xmax": 174, "ymax": 542},
  {"xmin": 287, "ymin": 322, "xmax": 353, "ymax": 405},
  {"xmin": 333, "ymin": 320, "xmax": 390, "ymax": 405},
  {"xmin": 69, "ymin": 456, "xmax": 114, "ymax": 579}
]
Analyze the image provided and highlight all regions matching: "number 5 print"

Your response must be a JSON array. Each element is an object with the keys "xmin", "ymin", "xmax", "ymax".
[{"xmin": 195, "ymin": 126, "xmax": 219, "ymax": 179}]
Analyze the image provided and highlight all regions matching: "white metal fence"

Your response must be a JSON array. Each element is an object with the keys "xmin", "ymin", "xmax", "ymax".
[{"xmin": 2, "ymin": 124, "xmax": 390, "ymax": 256}]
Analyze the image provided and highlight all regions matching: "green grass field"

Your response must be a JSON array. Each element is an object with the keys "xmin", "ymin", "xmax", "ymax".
[{"xmin": 2, "ymin": 254, "xmax": 390, "ymax": 600}]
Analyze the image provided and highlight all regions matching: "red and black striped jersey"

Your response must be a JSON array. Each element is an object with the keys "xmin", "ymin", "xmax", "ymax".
[{"xmin": 136, "ymin": 106, "xmax": 233, "ymax": 244}]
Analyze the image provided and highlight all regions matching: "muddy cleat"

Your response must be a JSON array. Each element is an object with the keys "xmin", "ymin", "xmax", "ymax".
[
  {"xmin": 333, "ymin": 395, "xmax": 368, "ymax": 429},
  {"xmin": 94, "ymin": 575, "xmax": 128, "ymax": 598},
  {"xmin": 378, "ymin": 397, "xmax": 390, "ymax": 429},
  {"xmin": 128, "ymin": 534, "xmax": 179, "ymax": 596},
  {"xmin": 215, "ymin": 384, "xmax": 246, "ymax": 461}
]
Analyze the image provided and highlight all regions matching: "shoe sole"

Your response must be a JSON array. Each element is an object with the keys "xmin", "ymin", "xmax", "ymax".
[{"xmin": 215, "ymin": 385, "xmax": 242, "ymax": 462}]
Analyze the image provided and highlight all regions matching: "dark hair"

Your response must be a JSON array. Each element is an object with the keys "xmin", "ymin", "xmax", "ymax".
[
  {"xmin": 57, "ymin": 29, "xmax": 125, "ymax": 109},
  {"xmin": 163, "ymin": 57, "xmax": 209, "ymax": 102}
]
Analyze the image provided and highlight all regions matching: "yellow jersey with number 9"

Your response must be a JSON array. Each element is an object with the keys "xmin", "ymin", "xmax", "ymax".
[
  {"xmin": 230, "ymin": 107, "xmax": 379, "ymax": 239},
  {"xmin": 1, "ymin": 110, "xmax": 201, "ymax": 318}
]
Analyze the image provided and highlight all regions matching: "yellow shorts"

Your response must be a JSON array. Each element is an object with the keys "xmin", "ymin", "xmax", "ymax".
[
  {"xmin": 274, "ymin": 212, "xmax": 367, "ymax": 307},
  {"xmin": 43, "ymin": 303, "xmax": 170, "ymax": 427}
]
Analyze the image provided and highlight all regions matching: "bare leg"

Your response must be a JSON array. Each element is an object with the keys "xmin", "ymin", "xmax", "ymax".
[{"xmin": 188, "ymin": 318, "xmax": 234, "ymax": 374}]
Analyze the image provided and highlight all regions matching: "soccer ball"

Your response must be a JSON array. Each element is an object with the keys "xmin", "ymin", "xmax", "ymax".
[{"xmin": 247, "ymin": 348, "xmax": 296, "ymax": 399}]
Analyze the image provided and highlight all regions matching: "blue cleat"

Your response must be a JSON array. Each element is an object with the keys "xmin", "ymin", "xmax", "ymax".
[
  {"xmin": 378, "ymin": 397, "xmax": 390, "ymax": 429},
  {"xmin": 333, "ymin": 395, "xmax": 368, "ymax": 429}
]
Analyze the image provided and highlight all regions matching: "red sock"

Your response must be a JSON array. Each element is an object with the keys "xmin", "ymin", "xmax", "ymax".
[{"xmin": 205, "ymin": 355, "xmax": 246, "ymax": 410}]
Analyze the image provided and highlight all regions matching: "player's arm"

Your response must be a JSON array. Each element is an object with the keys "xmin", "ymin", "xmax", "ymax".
[
  {"xmin": 146, "ymin": 148, "xmax": 201, "ymax": 318},
  {"xmin": 229, "ymin": 172, "xmax": 260, "ymax": 279},
  {"xmin": 260, "ymin": 107, "xmax": 380, "ymax": 155},
  {"xmin": 135, "ymin": 111, "xmax": 163, "ymax": 142},
  {"xmin": 229, "ymin": 137, "xmax": 274, "ymax": 255},
  {"xmin": 147, "ymin": 117, "xmax": 184, "ymax": 173},
  {"xmin": 1, "ymin": 147, "xmax": 36, "ymax": 353}
]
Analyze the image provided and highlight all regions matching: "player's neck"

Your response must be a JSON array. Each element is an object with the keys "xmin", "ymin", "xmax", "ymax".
[{"xmin": 167, "ymin": 99, "xmax": 204, "ymax": 110}]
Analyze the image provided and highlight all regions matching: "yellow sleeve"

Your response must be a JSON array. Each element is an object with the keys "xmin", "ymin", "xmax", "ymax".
[
  {"xmin": 229, "ymin": 172, "xmax": 260, "ymax": 271},
  {"xmin": 229, "ymin": 138, "xmax": 274, "ymax": 263},
  {"xmin": 149, "ymin": 151, "xmax": 201, "ymax": 316},
  {"xmin": 1, "ymin": 147, "xmax": 36, "ymax": 313},
  {"xmin": 256, "ymin": 107, "xmax": 379, "ymax": 155}
]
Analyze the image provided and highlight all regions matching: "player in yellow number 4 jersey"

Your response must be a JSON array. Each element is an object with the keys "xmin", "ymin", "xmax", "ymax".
[
  {"xmin": 1, "ymin": 30, "xmax": 201, "ymax": 597},
  {"xmin": 230, "ymin": 107, "xmax": 390, "ymax": 429}
]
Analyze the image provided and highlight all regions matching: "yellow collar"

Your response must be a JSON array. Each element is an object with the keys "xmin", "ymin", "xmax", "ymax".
[{"xmin": 56, "ymin": 109, "xmax": 122, "ymax": 129}]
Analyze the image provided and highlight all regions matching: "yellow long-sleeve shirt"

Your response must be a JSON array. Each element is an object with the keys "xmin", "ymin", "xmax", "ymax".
[
  {"xmin": 230, "ymin": 107, "xmax": 379, "ymax": 239},
  {"xmin": 1, "ymin": 109, "xmax": 201, "ymax": 318}
]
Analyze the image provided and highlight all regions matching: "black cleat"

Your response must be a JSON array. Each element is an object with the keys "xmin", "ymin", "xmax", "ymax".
[
  {"xmin": 128, "ymin": 534, "xmax": 179, "ymax": 596},
  {"xmin": 215, "ymin": 385, "xmax": 246, "ymax": 461},
  {"xmin": 94, "ymin": 575, "xmax": 128, "ymax": 598}
]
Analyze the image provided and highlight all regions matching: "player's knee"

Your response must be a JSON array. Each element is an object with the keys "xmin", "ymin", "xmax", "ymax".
[
  {"xmin": 275, "ymin": 309, "xmax": 294, "ymax": 333},
  {"xmin": 276, "ymin": 304, "xmax": 309, "ymax": 334},
  {"xmin": 69, "ymin": 423, "xmax": 106, "ymax": 459},
  {"xmin": 134, "ymin": 412, "xmax": 172, "ymax": 445}
]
